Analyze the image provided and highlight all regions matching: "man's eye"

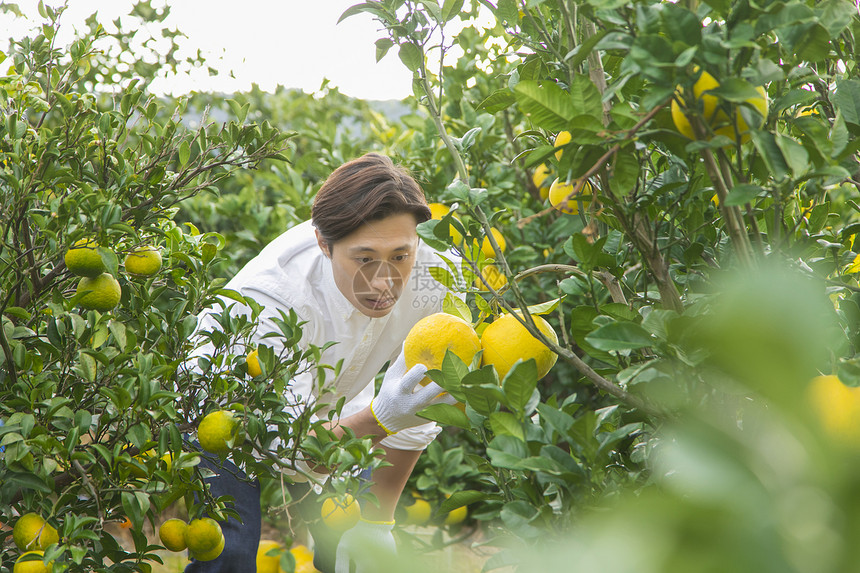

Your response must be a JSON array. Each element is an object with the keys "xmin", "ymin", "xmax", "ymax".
[
  {"xmin": 357, "ymin": 258, "xmax": 373, "ymax": 264},
  {"xmin": 393, "ymin": 254, "xmax": 410, "ymax": 262}
]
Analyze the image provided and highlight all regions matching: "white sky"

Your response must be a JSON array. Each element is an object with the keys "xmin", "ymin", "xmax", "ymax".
[{"xmin": 2, "ymin": 0, "xmax": 418, "ymax": 100}]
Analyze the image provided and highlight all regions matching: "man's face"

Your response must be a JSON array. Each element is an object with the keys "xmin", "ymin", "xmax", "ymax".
[{"xmin": 316, "ymin": 212, "xmax": 420, "ymax": 318}]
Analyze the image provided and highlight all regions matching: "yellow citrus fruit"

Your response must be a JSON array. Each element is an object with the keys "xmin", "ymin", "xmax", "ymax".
[
  {"xmin": 532, "ymin": 164, "xmax": 552, "ymax": 200},
  {"xmin": 185, "ymin": 517, "xmax": 224, "ymax": 557},
  {"xmin": 75, "ymin": 273, "xmax": 121, "ymax": 311},
  {"xmin": 13, "ymin": 550, "xmax": 53, "ymax": 573},
  {"xmin": 403, "ymin": 313, "xmax": 482, "ymax": 385},
  {"xmin": 192, "ymin": 534, "xmax": 225, "ymax": 561},
  {"xmin": 553, "ymin": 130, "xmax": 571, "ymax": 161},
  {"xmin": 124, "ymin": 246, "xmax": 162, "ymax": 276},
  {"xmin": 198, "ymin": 410, "xmax": 244, "ymax": 455},
  {"xmin": 475, "ymin": 264, "xmax": 507, "ymax": 291},
  {"xmin": 291, "ymin": 544, "xmax": 320, "ymax": 573},
  {"xmin": 428, "ymin": 202, "xmax": 463, "ymax": 245},
  {"xmin": 321, "ymin": 494, "xmax": 361, "ymax": 532},
  {"xmin": 404, "ymin": 496, "xmax": 432, "ymax": 525},
  {"xmin": 444, "ymin": 504, "xmax": 468, "ymax": 526},
  {"xmin": 481, "ymin": 312, "xmax": 559, "ymax": 381},
  {"xmin": 428, "ymin": 202, "xmax": 450, "ymax": 220},
  {"xmin": 473, "ymin": 227, "xmax": 506, "ymax": 259},
  {"xmin": 246, "ymin": 349, "xmax": 262, "ymax": 377},
  {"xmin": 808, "ymin": 375, "xmax": 860, "ymax": 444},
  {"xmin": 670, "ymin": 68, "xmax": 767, "ymax": 143},
  {"xmin": 549, "ymin": 178, "xmax": 593, "ymax": 215},
  {"xmin": 13, "ymin": 514, "xmax": 59, "ymax": 551},
  {"xmin": 256, "ymin": 540, "xmax": 284, "ymax": 573},
  {"xmin": 158, "ymin": 518, "xmax": 188, "ymax": 552},
  {"xmin": 64, "ymin": 238, "xmax": 106, "ymax": 277}
]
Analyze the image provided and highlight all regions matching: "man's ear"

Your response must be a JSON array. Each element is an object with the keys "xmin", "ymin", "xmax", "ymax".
[{"xmin": 315, "ymin": 228, "xmax": 331, "ymax": 258}]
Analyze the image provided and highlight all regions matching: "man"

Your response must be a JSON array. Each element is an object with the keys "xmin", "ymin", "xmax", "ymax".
[{"xmin": 187, "ymin": 153, "xmax": 457, "ymax": 572}]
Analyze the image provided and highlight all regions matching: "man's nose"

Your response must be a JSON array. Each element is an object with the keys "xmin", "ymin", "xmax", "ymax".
[{"xmin": 370, "ymin": 274, "xmax": 395, "ymax": 292}]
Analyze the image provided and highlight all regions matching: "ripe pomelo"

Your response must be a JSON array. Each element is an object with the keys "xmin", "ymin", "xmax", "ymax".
[
  {"xmin": 76, "ymin": 273, "xmax": 121, "ymax": 311},
  {"xmin": 481, "ymin": 312, "xmax": 558, "ymax": 381}
]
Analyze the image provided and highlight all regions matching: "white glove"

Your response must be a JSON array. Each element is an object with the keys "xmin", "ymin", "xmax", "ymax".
[
  {"xmin": 335, "ymin": 518, "xmax": 396, "ymax": 573},
  {"xmin": 370, "ymin": 350, "xmax": 456, "ymax": 435}
]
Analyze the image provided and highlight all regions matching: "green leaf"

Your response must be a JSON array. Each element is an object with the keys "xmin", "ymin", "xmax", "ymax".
[
  {"xmin": 418, "ymin": 403, "xmax": 470, "ymax": 430},
  {"xmin": 526, "ymin": 297, "xmax": 563, "ymax": 316},
  {"xmin": 514, "ymin": 80, "xmax": 576, "ymax": 132},
  {"xmin": 6, "ymin": 471, "xmax": 53, "ymax": 493},
  {"xmin": 374, "ymin": 38, "xmax": 394, "ymax": 62},
  {"xmin": 441, "ymin": 0, "xmax": 465, "ymax": 22},
  {"xmin": 122, "ymin": 491, "xmax": 144, "ymax": 531},
  {"xmin": 502, "ymin": 359, "xmax": 538, "ymax": 415},
  {"xmin": 464, "ymin": 383, "xmax": 505, "ymax": 416},
  {"xmin": 4, "ymin": 307, "xmax": 31, "ymax": 321},
  {"xmin": 489, "ymin": 411, "xmax": 525, "ymax": 441},
  {"xmin": 608, "ymin": 146, "xmax": 639, "ymax": 197},
  {"xmin": 585, "ymin": 322, "xmax": 654, "ymax": 351},
  {"xmin": 775, "ymin": 134, "xmax": 809, "ymax": 177},
  {"xmin": 443, "ymin": 292, "xmax": 472, "ymax": 323},
  {"xmin": 838, "ymin": 355, "xmax": 860, "ymax": 387},
  {"xmin": 495, "ymin": 0, "xmax": 519, "ymax": 26},
  {"xmin": 707, "ymin": 78, "xmax": 764, "ymax": 102},
  {"xmin": 660, "ymin": 3, "xmax": 701, "ymax": 44},
  {"xmin": 777, "ymin": 22, "xmax": 831, "ymax": 62},
  {"xmin": 429, "ymin": 265, "xmax": 454, "ymax": 288},
  {"xmin": 700, "ymin": 0, "xmax": 730, "ymax": 14},
  {"xmin": 815, "ymin": 0, "xmax": 856, "ymax": 37},
  {"xmin": 568, "ymin": 73, "xmax": 604, "ymax": 120},
  {"xmin": 459, "ymin": 127, "xmax": 481, "ymax": 151},
  {"xmin": 417, "ymin": 219, "xmax": 449, "ymax": 251},
  {"xmin": 750, "ymin": 130, "xmax": 790, "ymax": 181},
  {"xmin": 337, "ymin": 2, "xmax": 393, "ymax": 24},
  {"xmin": 536, "ymin": 403, "xmax": 576, "ymax": 438},
  {"xmin": 476, "ymin": 90, "xmax": 516, "ymax": 114},
  {"xmin": 833, "ymin": 79, "xmax": 860, "ymax": 126},
  {"xmin": 201, "ymin": 242, "xmax": 217, "ymax": 264},
  {"xmin": 417, "ymin": 0, "xmax": 442, "ymax": 22},
  {"xmin": 96, "ymin": 247, "xmax": 119, "ymax": 276},
  {"xmin": 596, "ymin": 422, "xmax": 642, "ymax": 458},
  {"xmin": 487, "ymin": 434, "xmax": 529, "ymax": 468},
  {"xmin": 228, "ymin": 99, "xmax": 250, "ymax": 123},
  {"xmin": 564, "ymin": 29, "xmax": 609, "ymax": 71},
  {"xmin": 725, "ymin": 184, "xmax": 764, "ymax": 207},
  {"xmin": 566, "ymin": 234, "xmax": 614, "ymax": 271},
  {"xmin": 109, "ymin": 320, "xmax": 128, "ymax": 351},
  {"xmin": 514, "ymin": 456, "xmax": 566, "ymax": 474},
  {"xmin": 601, "ymin": 303, "xmax": 639, "ymax": 322},
  {"xmin": 438, "ymin": 490, "xmax": 486, "ymax": 514},
  {"xmin": 178, "ymin": 139, "xmax": 190, "ymax": 166},
  {"xmin": 78, "ymin": 351, "xmax": 97, "ymax": 382},
  {"xmin": 398, "ymin": 42, "xmax": 422, "ymax": 72}
]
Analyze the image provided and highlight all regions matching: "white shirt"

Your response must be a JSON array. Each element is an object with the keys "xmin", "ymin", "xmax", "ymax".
[{"xmin": 192, "ymin": 220, "xmax": 455, "ymax": 451}]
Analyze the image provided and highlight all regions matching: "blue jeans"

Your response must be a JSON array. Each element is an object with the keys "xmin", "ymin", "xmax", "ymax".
[
  {"xmin": 183, "ymin": 448, "xmax": 366, "ymax": 573},
  {"xmin": 184, "ymin": 453, "xmax": 261, "ymax": 572}
]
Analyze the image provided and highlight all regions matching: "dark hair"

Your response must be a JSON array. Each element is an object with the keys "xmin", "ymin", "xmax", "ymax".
[{"xmin": 311, "ymin": 153, "xmax": 431, "ymax": 246}]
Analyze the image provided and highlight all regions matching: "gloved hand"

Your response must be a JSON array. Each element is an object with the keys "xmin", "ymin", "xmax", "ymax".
[
  {"xmin": 370, "ymin": 349, "xmax": 456, "ymax": 435},
  {"xmin": 334, "ymin": 518, "xmax": 396, "ymax": 573}
]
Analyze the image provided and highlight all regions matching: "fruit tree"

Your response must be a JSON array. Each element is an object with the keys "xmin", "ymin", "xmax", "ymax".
[{"xmin": 0, "ymin": 4, "xmax": 387, "ymax": 571}]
